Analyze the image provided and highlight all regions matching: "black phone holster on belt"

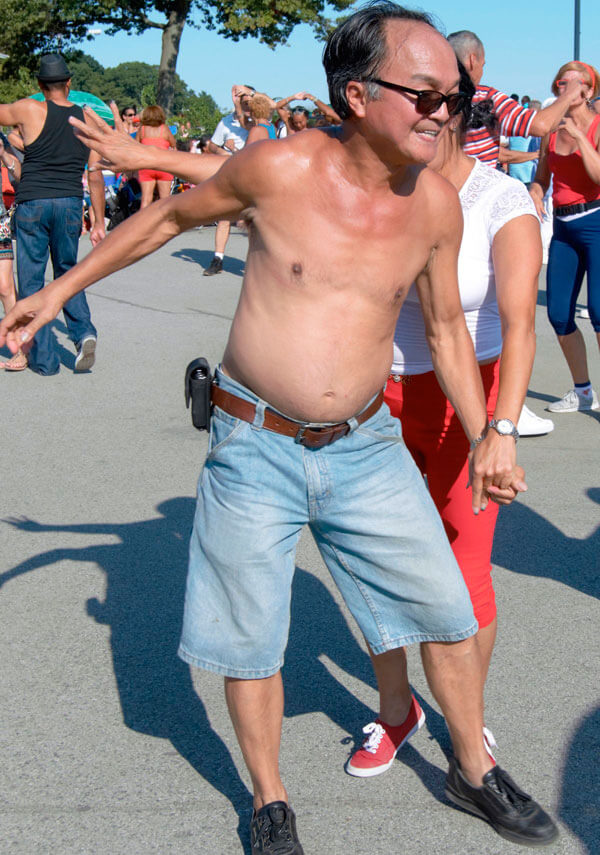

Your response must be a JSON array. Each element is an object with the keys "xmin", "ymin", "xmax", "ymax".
[{"xmin": 185, "ymin": 358, "xmax": 213, "ymax": 430}]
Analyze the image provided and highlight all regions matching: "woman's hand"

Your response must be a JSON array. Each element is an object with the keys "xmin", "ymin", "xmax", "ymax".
[
  {"xmin": 0, "ymin": 288, "xmax": 63, "ymax": 354},
  {"xmin": 529, "ymin": 183, "xmax": 547, "ymax": 220},
  {"xmin": 559, "ymin": 116, "xmax": 585, "ymax": 143}
]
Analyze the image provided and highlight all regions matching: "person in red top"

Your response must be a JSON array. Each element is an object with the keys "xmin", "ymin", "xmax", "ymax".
[
  {"xmin": 136, "ymin": 105, "xmax": 176, "ymax": 209},
  {"xmin": 447, "ymin": 30, "xmax": 583, "ymax": 167},
  {"xmin": 529, "ymin": 61, "xmax": 600, "ymax": 413}
]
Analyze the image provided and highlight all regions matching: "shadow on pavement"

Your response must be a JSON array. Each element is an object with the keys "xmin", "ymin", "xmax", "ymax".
[
  {"xmin": 559, "ymin": 706, "xmax": 600, "ymax": 854},
  {"xmin": 493, "ymin": 488, "xmax": 599, "ymax": 599},
  {"xmin": 1, "ymin": 498, "xmax": 253, "ymax": 852},
  {"xmin": 1, "ymin": 501, "xmax": 462, "ymax": 851},
  {"xmin": 171, "ymin": 248, "xmax": 245, "ymax": 277}
]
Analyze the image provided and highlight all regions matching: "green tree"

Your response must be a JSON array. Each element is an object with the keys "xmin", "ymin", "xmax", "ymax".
[
  {"xmin": 0, "ymin": 0, "xmax": 354, "ymax": 115},
  {"xmin": 184, "ymin": 90, "xmax": 224, "ymax": 134}
]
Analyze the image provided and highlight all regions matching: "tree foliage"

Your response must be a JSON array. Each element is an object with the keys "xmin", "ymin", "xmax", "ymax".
[
  {"xmin": 0, "ymin": 50, "xmax": 224, "ymax": 135},
  {"xmin": 0, "ymin": 0, "xmax": 354, "ymax": 113}
]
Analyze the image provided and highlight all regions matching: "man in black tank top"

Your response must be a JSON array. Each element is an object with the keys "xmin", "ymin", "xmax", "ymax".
[{"xmin": 0, "ymin": 54, "xmax": 105, "ymax": 374}]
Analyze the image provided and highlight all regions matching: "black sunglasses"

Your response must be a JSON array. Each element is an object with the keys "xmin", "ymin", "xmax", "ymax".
[
  {"xmin": 371, "ymin": 79, "xmax": 469, "ymax": 116},
  {"xmin": 124, "ymin": 112, "xmax": 136, "ymax": 117}
]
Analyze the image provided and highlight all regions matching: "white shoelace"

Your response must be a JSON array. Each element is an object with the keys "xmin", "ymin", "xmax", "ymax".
[{"xmin": 361, "ymin": 721, "xmax": 386, "ymax": 754}]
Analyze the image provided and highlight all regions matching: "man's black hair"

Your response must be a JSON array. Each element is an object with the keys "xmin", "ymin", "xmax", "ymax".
[{"xmin": 323, "ymin": 1, "xmax": 437, "ymax": 120}]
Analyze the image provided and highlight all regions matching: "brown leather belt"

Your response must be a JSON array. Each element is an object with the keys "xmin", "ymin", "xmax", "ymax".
[{"xmin": 211, "ymin": 385, "xmax": 384, "ymax": 449}]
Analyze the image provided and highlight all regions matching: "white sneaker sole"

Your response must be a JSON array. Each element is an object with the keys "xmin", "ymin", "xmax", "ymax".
[
  {"xmin": 345, "ymin": 709, "xmax": 426, "ymax": 778},
  {"xmin": 74, "ymin": 338, "xmax": 96, "ymax": 372},
  {"xmin": 546, "ymin": 400, "xmax": 599, "ymax": 413}
]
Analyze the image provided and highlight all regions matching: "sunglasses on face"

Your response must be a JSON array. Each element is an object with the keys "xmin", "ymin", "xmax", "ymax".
[
  {"xmin": 556, "ymin": 78, "xmax": 585, "ymax": 87},
  {"xmin": 124, "ymin": 112, "xmax": 136, "ymax": 117},
  {"xmin": 371, "ymin": 79, "xmax": 469, "ymax": 116}
]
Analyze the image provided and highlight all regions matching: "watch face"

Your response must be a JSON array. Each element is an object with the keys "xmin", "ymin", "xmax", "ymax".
[{"xmin": 495, "ymin": 419, "xmax": 514, "ymax": 434}]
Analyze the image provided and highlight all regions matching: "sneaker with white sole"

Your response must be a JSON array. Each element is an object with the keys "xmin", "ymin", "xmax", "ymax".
[
  {"xmin": 74, "ymin": 336, "xmax": 96, "ymax": 372},
  {"xmin": 517, "ymin": 404, "xmax": 554, "ymax": 436},
  {"xmin": 345, "ymin": 695, "xmax": 425, "ymax": 777},
  {"xmin": 445, "ymin": 757, "xmax": 559, "ymax": 845},
  {"xmin": 546, "ymin": 388, "xmax": 599, "ymax": 413}
]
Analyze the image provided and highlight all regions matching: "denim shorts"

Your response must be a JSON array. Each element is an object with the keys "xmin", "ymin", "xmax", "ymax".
[{"xmin": 178, "ymin": 368, "xmax": 477, "ymax": 678}]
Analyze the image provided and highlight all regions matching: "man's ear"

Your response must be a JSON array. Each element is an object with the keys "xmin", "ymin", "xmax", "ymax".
[{"xmin": 346, "ymin": 81, "xmax": 369, "ymax": 119}]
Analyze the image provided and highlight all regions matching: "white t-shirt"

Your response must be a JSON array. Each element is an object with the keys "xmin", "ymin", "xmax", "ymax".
[
  {"xmin": 392, "ymin": 158, "xmax": 537, "ymax": 374},
  {"xmin": 211, "ymin": 113, "xmax": 248, "ymax": 152}
]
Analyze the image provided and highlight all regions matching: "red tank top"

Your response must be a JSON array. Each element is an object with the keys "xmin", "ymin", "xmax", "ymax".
[
  {"xmin": 548, "ymin": 115, "xmax": 600, "ymax": 206},
  {"xmin": 140, "ymin": 124, "xmax": 171, "ymax": 150}
]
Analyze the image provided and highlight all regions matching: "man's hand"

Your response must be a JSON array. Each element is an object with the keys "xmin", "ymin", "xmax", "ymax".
[
  {"xmin": 70, "ymin": 105, "xmax": 145, "ymax": 175},
  {"xmin": 232, "ymin": 85, "xmax": 254, "ymax": 102},
  {"xmin": 90, "ymin": 222, "xmax": 106, "ymax": 247},
  {"xmin": 0, "ymin": 287, "xmax": 64, "ymax": 354},
  {"xmin": 468, "ymin": 431, "xmax": 527, "ymax": 513}
]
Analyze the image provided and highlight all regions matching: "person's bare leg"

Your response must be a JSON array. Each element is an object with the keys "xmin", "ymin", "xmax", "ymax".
[
  {"xmin": 368, "ymin": 645, "xmax": 412, "ymax": 725},
  {"xmin": 156, "ymin": 180, "xmax": 172, "ymax": 200},
  {"xmin": 215, "ymin": 220, "xmax": 231, "ymax": 254},
  {"xmin": 224, "ymin": 674, "xmax": 288, "ymax": 810},
  {"xmin": 140, "ymin": 181, "xmax": 155, "ymax": 209},
  {"xmin": 0, "ymin": 260, "xmax": 16, "ymax": 315},
  {"xmin": 557, "ymin": 328, "xmax": 589, "ymax": 384},
  {"xmin": 421, "ymin": 637, "xmax": 493, "ymax": 786},
  {"xmin": 477, "ymin": 618, "xmax": 497, "ymax": 684}
]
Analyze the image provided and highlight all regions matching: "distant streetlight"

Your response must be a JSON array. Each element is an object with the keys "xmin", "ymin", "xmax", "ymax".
[{"xmin": 574, "ymin": 0, "xmax": 580, "ymax": 60}]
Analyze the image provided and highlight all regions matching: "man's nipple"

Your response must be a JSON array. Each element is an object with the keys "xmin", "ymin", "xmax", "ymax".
[{"xmin": 291, "ymin": 262, "xmax": 303, "ymax": 276}]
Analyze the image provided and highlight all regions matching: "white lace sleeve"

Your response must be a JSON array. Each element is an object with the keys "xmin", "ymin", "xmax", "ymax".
[{"xmin": 488, "ymin": 181, "xmax": 538, "ymax": 242}]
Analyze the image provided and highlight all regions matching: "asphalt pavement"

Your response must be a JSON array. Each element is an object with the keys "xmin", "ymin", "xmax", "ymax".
[{"xmin": 1, "ymin": 225, "xmax": 598, "ymax": 855}]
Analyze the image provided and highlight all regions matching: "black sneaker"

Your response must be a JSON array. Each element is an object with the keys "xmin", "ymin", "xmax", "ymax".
[
  {"xmin": 445, "ymin": 757, "xmax": 559, "ymax": 846},
  {"xmin": 250, "ymin": 801, "xmax": 304, "ymax": 854},
  {"xmin": 203, "ymin": 256, "xmax": 223, "ymax": 276}
]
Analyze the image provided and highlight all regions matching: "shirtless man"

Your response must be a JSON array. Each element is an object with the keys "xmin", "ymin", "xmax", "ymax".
[{"xmin": 0, "ymin": 5, "xmax": 557, "ymax": 852}]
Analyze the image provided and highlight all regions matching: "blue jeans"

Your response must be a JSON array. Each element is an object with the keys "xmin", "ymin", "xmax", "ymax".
[
  {"xmin": 547, "ymin": 208, "xmax": 600, "ymax": 335},
  {"xmin": 178, "ymin": 368, "xmax": 477, "ymax": 679},
  {"xmin": 15, "ymin": 197, "xmax": 97, "ymax": 375}
]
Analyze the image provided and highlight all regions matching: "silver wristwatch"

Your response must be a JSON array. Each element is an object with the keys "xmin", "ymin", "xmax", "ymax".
[{"xmin": 488, "ymin": 418, "xmax": 519, "ymax": 442}]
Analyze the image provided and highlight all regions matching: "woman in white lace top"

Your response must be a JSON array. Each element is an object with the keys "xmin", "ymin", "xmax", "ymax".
[{"xmin": 348, "ymin": 64, "xmax": 543, "ymax": 778}]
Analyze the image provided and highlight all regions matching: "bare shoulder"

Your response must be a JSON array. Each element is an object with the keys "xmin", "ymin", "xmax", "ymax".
[
  {"xmin": 221, "ymin": 127, "xmax": 330, "ymax": 190},
  {"xmin": 417, "ymin": 167, "xmax": 463, "ymax": 243},
  {"xmin": 5, "ymin": 97, "xmax": 42, "ymax": 118}
]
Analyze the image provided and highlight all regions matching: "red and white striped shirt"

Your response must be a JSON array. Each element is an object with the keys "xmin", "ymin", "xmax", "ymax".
[{"xmin": 464, "ymin": 85, "xmax": 536, "ymax": 167}]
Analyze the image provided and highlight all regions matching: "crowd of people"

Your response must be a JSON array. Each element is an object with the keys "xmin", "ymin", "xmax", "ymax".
[{"xmin": 0, "ymin": 3, "xmax": 599, "ymax": 854}]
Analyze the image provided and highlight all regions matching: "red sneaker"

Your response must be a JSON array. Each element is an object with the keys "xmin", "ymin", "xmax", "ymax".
[{"xmin": 345, "ymin": 696, "xmax": 425, "ymax": 777}]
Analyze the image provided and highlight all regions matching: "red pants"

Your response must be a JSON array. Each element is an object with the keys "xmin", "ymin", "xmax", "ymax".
[{"xmin": 385, "ymin": 360, "xmax": 500, "ymax": 628}]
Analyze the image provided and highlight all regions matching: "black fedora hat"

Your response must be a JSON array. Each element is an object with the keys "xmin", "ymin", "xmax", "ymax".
[{"xmin": 37, "ymin": 54, "xmax": 71, "ymax": 83}]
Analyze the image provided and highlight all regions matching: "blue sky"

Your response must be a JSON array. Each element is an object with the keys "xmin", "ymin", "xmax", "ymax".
[{"xmin": 84, "ymin": 0, "xmax": 600, "ymax": 111}]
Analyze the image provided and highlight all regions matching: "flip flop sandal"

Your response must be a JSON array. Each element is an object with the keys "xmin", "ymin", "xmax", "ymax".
[{"xmin": 0, "ymin": 350, "xmax": 28, "ymax": 371}]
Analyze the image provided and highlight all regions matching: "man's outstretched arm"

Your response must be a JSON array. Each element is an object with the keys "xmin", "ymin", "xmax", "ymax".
[
  {"xmin": 70, "ymin": 106, "xmax": 224, "ymax": 185},
  {"xmin": 0, "ymin": 145, "xmax": 259, "ymax": 353}
]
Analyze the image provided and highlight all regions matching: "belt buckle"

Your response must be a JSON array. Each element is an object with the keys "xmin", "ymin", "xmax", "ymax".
[{"xmin": 295, "ymin": 423, "xmax": 349, "ymax": 448}]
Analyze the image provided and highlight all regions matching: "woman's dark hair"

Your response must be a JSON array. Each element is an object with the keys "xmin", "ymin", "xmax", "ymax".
[
  {"xmin": 323, "ymin": 1, "xmax": 437, "ymax": 120},
  {"xmin": 455, "ymin": 59, "xmax": 475, "ymax": 132},
  {"xmin": 468, "ymin": 98, "xmax": 497, "ymax": 133}
]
